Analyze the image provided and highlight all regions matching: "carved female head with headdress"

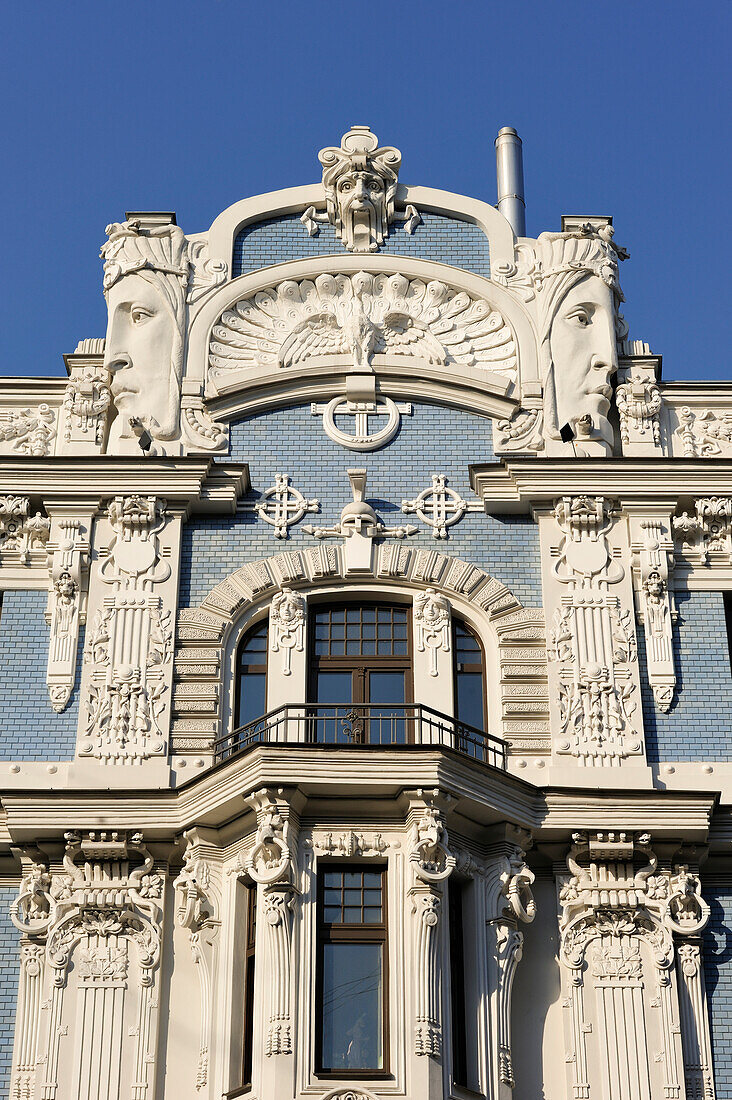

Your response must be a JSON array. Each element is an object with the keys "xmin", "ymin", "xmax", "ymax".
[
  {"xmin": 531, "ymin": 224, "xmax": 626, "ymax": 451},
  {"xmin": 101, "ymin": 220, "xmax": 189, "ymax": 454}
]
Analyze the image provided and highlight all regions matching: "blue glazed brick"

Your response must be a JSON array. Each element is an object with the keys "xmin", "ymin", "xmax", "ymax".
[
  {"xmin": 639, "ymin": 590, "xmax": 732, "ymax": 763},
  {"xmin": 704, "ymin": 885, "xmax": 732, "ymax": 1096},
  {"xmin": 232, "ymin": 213, "xmax": 491, "ymax": 279},
  {"xmin": 0, "ymin": 886, "xmax": 19, "ymax": 1099},
  {"xmin": 180, "ymin": 402, "xmax": 541, "ymax": 610},
  {"xmin": 0, "ymin": 591, "xmax": 81, "ymax": 762}
]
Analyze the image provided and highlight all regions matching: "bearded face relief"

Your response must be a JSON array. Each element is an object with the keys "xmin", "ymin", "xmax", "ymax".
[
  {"xmin": 549, "ymin": 273, "xmax": 619, "ymax": 447},
  {"xmin": 101, "ymin": 219, "xmax": 189, "ymax": 456},
  {"xmin": 104, "ymin": 273, "xmax": 182, "ymax": 451},
  {"xmin": 335, "ymin": 170, "xmax": 388, "ymax": 254}
]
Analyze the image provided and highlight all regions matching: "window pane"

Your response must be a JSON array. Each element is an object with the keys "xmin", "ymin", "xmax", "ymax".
[
  {"xmin": 368, "ymin": 671, "xmax": 405, "ymax": 706},
  {"xmin": 316, "ymin": 671, "xmax": 353, "ymax": 706},
  {"xmin": 237, "ymin": 672, "xmax": 266, "ymax": 729},
  {"xmin": 321, "ymin": 943, "xmax": 383, "ymax": 1071},
  {"xmin": 455, "ymin": 670, "xmax": 484, "ymax": 730}
]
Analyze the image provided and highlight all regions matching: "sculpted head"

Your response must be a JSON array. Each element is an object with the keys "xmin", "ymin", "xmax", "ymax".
[
  {"xmin": 534, "ymin": 225, "xmax": 626, "ymax": 450},
  {"xmin": 319, "ymin": 126, "xmax": 401, "ymax": 253},
  {"xmin": 101, "ymin": 220, "xmax": 189, "ymax": 453}
]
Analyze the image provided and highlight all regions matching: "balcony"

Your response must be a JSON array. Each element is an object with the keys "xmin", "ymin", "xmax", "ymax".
[{"xmin": 213, "ymin": 704, "xmax": 506, "ymax": 770}]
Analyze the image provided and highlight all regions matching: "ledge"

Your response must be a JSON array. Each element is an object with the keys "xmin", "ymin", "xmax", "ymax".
[
  {"xmin": 0, "ymin": 456, "xmax": 249, "ymax": 513},
  {"xmin": 470, "ymin": 458, "xmax": 732, "ymax": 512}
]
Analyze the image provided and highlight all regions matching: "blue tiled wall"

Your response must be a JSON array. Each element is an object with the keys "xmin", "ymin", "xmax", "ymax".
[
  {"xmin": 181, "ymin": 403, "xmax": 541, "ymax": 609},
  {"xmin": 232, "ymin": 213, "xmax": 491, "ymax": 279},
  {"xmin": 704, "ymin": 883, "xmax": 732, "ymax": 1096},
  {"xmin": 0, "ymin": 886, "xmax": 18, "ymax": 1099},
  {"xmin": 0, "ymin": 591, "xmax": 82, "ymax": 761},
  {"xmin": 639, "ymin": 590, "xmax": 732, "ymax": 763}
]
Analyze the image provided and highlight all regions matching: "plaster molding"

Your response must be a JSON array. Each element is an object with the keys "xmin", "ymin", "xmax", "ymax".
[
  {"xmin": 9, "ymin": 830, "xmax": 165, "ymax": 1100},
  {"xmin": 0, "ymin": 402, "xmax": 56, "ymax": 457},
  {"xmin": 205, "ymin": 181, "xmax": 515, "ymax": 275},
  {"xmin": 616, "ymin": 360, "xmax": 663, "ymax": 455},
  {"xmin": 245, "ymin": 473, "xmax": 319, "ymax": 538},
  {"xmin": 673, "ymin": 496, "xmax": 732, "ymax": 565},
  {"xmin": 207, "ymin": 270, "xmax": 517, "ymax": 392},
  {"xmin": 175, "ymin": 544, "xmax": 546, "ymax": 751},
  {"xmin": 413, "ymin": 588, "xmax": 451, "ymax": 677},
  {"xmin": 558, "ymin": 832, "xmax": 713, "ymax": 1099},
  {"xmin": 0, "ymin": 495, "xmax": 50, "ymax": 566},
  {"xmin": 631, "ymin": 514, "xmax": 677, "ymax": 712},
  {"xmin": 79, "ymin": 496, "xmax": 174, "ymax": 765},
  {"xmin": 60, "ymin": 354, "xmax": 112, "ymax": 454},
  {"xmin": 675, "ymin": 405, "xmax": 732, "ymax": 459},
  {"xmin": 172, "ymin": 830, "xmax": 221, "ymax": 1091},
  {"xmin": 185, "ymin": 255, "xmax": 535, "ymax": 414},
  {"xmin": 302, "ymin": 125, "xmax": 420, "ymax": 253},
  {"xmin": 311, "ymin": 393, "xmax": 412, "ymax": 451},
  {"xmin": 544, "ymin": 497, "xmax": 644, "ymax": 766},
  {"xmin": 45, "ymin": 514, "xmax": 90, "ymax": 712},
  {"xmin": 401, "ymin": 474, "xmax": 483, "ymax": 539},
  {"xmin": 270, "ymin": 588, "xmax": 306, "ymax": 677}
]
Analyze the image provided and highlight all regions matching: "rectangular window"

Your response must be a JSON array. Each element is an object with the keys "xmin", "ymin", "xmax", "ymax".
[
  {"xmin": 241, "ymin": 884, "xmax": 257, "ymax": 1088},
  {"xmin": 316, "ymin": 866, "xmax": 388, "ymax": 1076}
]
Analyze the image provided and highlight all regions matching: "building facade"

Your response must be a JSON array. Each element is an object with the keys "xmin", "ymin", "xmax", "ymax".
[{"xmin": 0, "ymin": 125, "xmax": 730, "ymax": 1099}]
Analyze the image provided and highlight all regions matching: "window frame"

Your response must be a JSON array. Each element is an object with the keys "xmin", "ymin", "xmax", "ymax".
[
  {"xmin": 452, "ymin": 617, "xmax": 488, "ymax": 733},
  {"xmin": 314, "ymin": 862, "xmax": 390, "ymax": 1079},
  {"xmin": 234, "ymin": 617, "xmax": 269, "ymax": 731},
  {"xmin": 309, "ymin": 601, "xmax": 414, "ymax": 709}
]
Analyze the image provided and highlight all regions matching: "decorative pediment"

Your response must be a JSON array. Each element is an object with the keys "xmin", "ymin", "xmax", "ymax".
[{"xmin": 208, "ymin": 271, "xmax": 517, "ymax": 384}]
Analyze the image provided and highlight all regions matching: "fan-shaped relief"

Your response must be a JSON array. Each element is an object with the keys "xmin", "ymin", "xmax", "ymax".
[{"xmin": 208, "ymin": 271, "xmax": 517, "ymax": 383}]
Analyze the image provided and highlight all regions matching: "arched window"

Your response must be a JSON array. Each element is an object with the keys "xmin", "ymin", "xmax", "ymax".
[
  {"xmin": 235, "ymin": 619, "xmax": 268, "ymax": 729},
  {"xmin": 310, "ymin": 603, "xmax": 412, "ymax": 743},
  {"xmin": 453, "ymin": 620, "xmax": 487, "ymax": 732}
]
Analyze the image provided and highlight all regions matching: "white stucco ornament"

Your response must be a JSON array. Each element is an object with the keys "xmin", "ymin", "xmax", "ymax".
[
  {"xmin": 270, "ymin": 587, "xmax": 305, "ymax": 676},
  {"xmin": 252, "ymin": 473, "xmax": 319, "ymax": 536},
  {"xmin": 414, "ymin": 588, "xmax": 451, "ymax": 676},
  {"xmin": 311, "ymin": 393, "xmax": 412, "ymax": 451},
  {"xmin": 301, "ymin": 125, "xmax": 420, "ymax": 253},
  {"xmin": 101, "ymin": 218, "xmax": 226, "ymax": 456},
  {"xmin": 402, "ymin": 473, "xmax": 483, "ymax": 538},
  {"xmin": 208, "ymin": 271, "xmax": 517, "ymax": 383}
]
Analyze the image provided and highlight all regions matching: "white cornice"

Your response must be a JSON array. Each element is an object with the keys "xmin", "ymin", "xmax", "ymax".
[
  {"xmin": 470, "ymin": 458, "xmax": 732, "ymax": 512},
  {"xmin": 0, "ymin": 746, "xmax": 715, "ymax": 845},
  {"xmin": 0, "ymin": 457, "xmax": 249, "ymax": 513}
]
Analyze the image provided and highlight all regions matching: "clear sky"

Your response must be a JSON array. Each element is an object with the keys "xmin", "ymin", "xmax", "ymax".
[{"xmin": 0, "ymin": 0, "xmax": 729, "ymax": 380}]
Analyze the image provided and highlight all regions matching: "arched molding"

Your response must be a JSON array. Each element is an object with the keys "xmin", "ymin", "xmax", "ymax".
[
  {"xmin": 184, "ymin": 254, "xmax": 538, "ymax": 422},
  {"xmin": 205, "ymin": 182, "xmax": 516, "ymax": 282},
  {"xmin": 174, "ymin": 546, "xmax": 548, "ymax": 753}
]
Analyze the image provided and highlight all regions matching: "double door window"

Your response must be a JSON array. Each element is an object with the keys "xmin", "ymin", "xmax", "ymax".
[{"xmin": 310, "ymin": 604, "xmax": 412, "ymax": 744}]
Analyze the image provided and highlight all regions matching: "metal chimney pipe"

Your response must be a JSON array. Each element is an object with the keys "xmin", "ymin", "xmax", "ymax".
[{"xmin": 495, "ymin": 126, "xmax": 526, "ymax": 237}]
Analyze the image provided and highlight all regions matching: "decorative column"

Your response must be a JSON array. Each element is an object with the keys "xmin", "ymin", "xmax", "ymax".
[
  {"xmin": 59, "ymin": 341, "xmax": 112, "ymax": 454},
  {"xmin": 483, "ymin": 828, "xmax": 536, "ymax": 1099},
  {"xmin": 666, "ymin": 866, "xmax": 716, "ymax": 1100},
  {"xmin": 615, "ymin": 354, "xmax": 663, "ymax": 456},
  {"xmin": 232, "ymin": 788, "xmax": 300, "ymax": 1099},
  {"xmin": 9, "ymin": 855, "xmax": 51, "ymax": 1100},
  {"xmin": 77, "ymin": 495, "xmax": 179, "ymax": 775},
  {"xmin": 405, "ymin": 790, "xmax": 455, "ymax": 1098},
  {"xmin": 172, "ymin": 829, "xmax": 221, "ymax": 1094},
  {"xmin": 541, "ymin": 496, "xmax": 646, "ymax": 769},
  {"xmin": 8, "ymin": 830, "xmax": 166, "ymax": 1100}
]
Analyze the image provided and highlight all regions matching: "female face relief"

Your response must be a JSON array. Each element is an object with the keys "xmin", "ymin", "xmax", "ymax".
[
  {"xmin": 549, "ymin": 273, "xmax": 619, "ymax": 442},
  {"xmin": 104, "ymin": 272, "xmax": 180, "ymax": 450}
]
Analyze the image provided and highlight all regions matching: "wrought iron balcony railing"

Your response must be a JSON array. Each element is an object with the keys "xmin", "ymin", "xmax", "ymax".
[{"xmin": 213, "ymin": 703, "xmax": 506, "ymax": 770}]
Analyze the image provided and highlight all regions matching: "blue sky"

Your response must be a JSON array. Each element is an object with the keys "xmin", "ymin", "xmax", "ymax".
[{"xmin": 0, "ymin": 0, "xmax": 729, "ymax": 380}]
